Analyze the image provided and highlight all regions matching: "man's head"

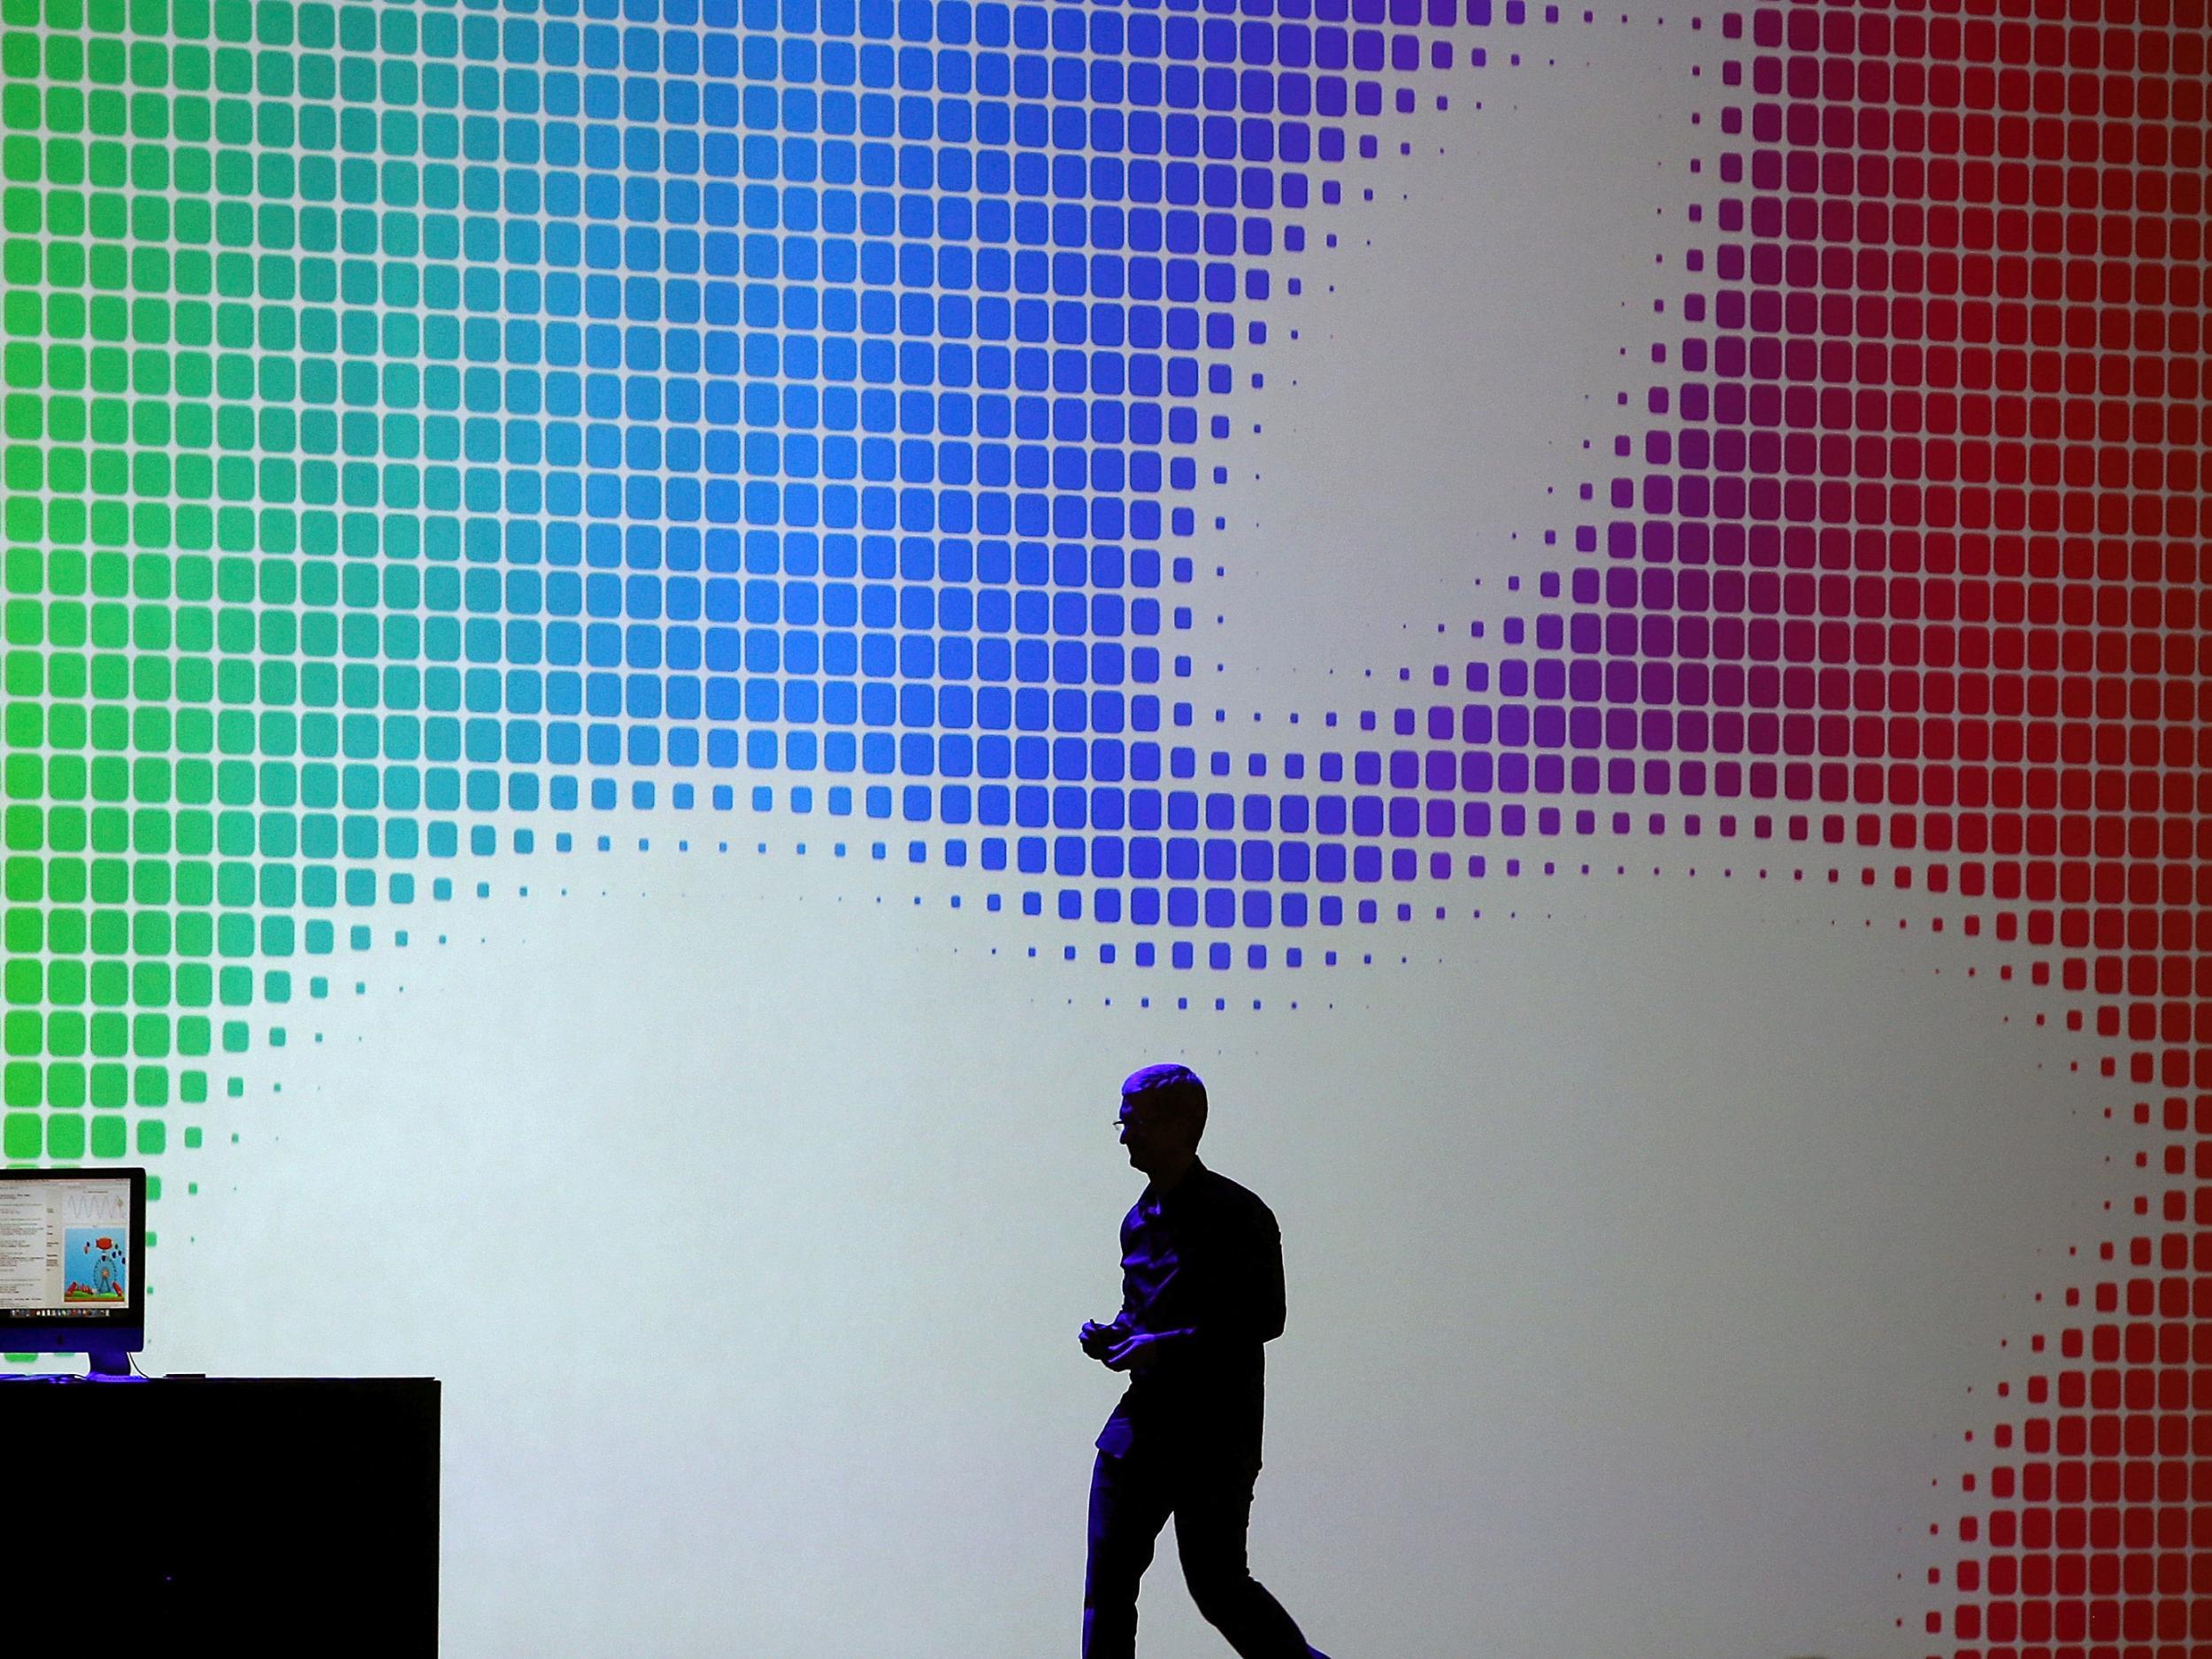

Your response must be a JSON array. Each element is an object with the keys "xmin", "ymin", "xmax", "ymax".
[{"xmin": 1116, "ymin": 1063, "xmax": 1208, "ymax": 1174}]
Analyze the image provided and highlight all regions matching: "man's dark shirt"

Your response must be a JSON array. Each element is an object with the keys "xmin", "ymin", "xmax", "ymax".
[{"xmin": 1095, "ymin": 1160, "xmax": 1286, "ymax": 1471}]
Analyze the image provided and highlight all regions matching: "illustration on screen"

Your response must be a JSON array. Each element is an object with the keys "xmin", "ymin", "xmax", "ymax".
[{"xmin": 63, "ymin": 1231, "xmax": 128, "ymax": 1305}]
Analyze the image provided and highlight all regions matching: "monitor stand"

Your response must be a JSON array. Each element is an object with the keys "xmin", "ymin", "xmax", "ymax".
[{"xmin": 84, "ymin": 1348, "xmax": 141, "ymax": 1382}]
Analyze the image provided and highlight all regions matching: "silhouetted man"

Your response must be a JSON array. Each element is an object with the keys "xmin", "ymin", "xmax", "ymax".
[{"xmin": 1078, "ymin": 1063, "xmax": 1332, "ymax": 1659}]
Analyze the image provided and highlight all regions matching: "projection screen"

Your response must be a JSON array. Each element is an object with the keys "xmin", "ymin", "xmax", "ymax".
[{"xmin": 3, "ymin": 0, "xmax": 2205, "ymax": 1653}]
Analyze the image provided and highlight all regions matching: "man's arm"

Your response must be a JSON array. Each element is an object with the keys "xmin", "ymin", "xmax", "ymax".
[
  {"xmin": 1245, "ymin": 1208, "xmax": 1287, "ymax": 1344},
  {"xmin": 1079, "ymin": 1211, "xmax": 1142, "ymax": 1361}
]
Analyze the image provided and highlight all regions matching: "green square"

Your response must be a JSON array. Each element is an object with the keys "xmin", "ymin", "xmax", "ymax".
[
  {"xmin": 44, "ymin": 1110, "xmax": 84, "ymax": 1157},
  {"xmin": 2, "ymin": 1110, "xmax": 37, "ymax": 1157},
  {"xmin": 45, "ymin": 1062, "xmax": 85, "ymax": 1108},
  {"xmin": 89, "ymin": 1112, "xmax": 124, "ymax": 1157}
]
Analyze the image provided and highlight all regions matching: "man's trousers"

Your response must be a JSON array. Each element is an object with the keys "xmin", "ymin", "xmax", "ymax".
[{"xmin": 1082, "ymin": 1444, "xmax": 1329, "ymax": 1659}]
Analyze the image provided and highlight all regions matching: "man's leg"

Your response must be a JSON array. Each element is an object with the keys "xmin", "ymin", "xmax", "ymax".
[
  {"xmin": 1171, "ymin": 1463, "xmax": 1329, "ymax": 1659},
  {"xmin": 1084, "ymin": 1448, "xmax": 1175, "ymax": 1659}
]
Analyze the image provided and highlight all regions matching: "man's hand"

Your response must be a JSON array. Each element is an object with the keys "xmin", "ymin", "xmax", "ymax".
[{"xmin": 1078, "ymin": 1320, "xmax": 1121, "ymax": 1360}]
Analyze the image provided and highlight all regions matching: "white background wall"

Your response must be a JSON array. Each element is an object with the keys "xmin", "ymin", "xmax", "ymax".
[{"xmin": 149, "ymin": 831, "xmax": 2121, "ymax": 1657}]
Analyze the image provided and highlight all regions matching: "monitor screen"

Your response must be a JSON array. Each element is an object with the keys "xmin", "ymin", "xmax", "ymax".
[{"xmin": 0, "ymin": 1168, "xmax": 147, "ymax": 1369}]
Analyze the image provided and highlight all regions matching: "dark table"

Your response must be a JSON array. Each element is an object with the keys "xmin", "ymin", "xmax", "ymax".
[{"xmin": 0, "ymin": 1375, "xmax": 439, "ymax": 1652}]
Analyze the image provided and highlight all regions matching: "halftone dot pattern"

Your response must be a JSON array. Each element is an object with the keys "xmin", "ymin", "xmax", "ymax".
[
  {"xmin": 2, "ymin": 0, "xmax": 1591, "ymax": 1156},
  {"xmin": 1660, "ymin": 4, "xmax": 2207, "ymax": 1653},
  {"xmin": 2, "ymin": 0, "xmax": 2208, "ymax": 1640}
]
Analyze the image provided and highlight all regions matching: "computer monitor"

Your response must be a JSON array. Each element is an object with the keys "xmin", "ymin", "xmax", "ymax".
[{"xmin": 0, "ymin": 1167, "xmax": 147, "ymax": 1378}]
